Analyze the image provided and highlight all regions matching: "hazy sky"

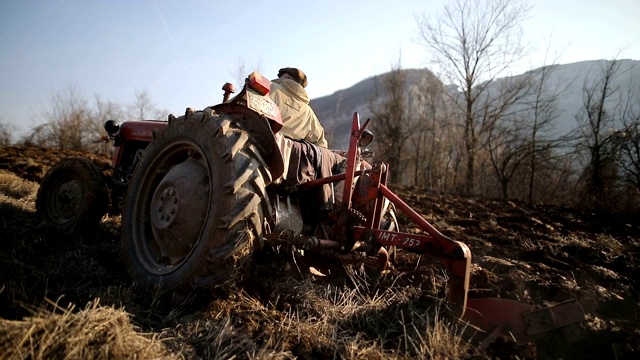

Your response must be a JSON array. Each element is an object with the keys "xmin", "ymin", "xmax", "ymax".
[{"xmin": 1, "ymin": 0, "xmax": 638, "ymax": 138}]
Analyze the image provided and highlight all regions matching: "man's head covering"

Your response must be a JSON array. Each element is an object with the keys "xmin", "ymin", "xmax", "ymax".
[{"xmin": 278, "ymin": 67, "xmax": 308, "ymax": 88}]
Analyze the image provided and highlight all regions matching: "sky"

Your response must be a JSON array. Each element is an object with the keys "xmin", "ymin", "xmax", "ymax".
[{"xmin": 1, "ymin": 0, "xmax": 639, "ymax": 139}]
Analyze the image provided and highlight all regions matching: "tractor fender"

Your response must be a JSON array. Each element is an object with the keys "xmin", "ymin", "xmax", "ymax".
[{"xmin": 210, "ymin": 103, "xmax": 284, "ymax": 180}]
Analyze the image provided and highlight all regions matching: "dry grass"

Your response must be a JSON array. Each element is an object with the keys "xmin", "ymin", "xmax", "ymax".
[
  {"xmin": 0, "ymin": 169, "xmax": 474, "ymax": 360},
  {"xmin": 1, "ymin": 161, "xmax": 574, "ymax": 359},
  {"xmin": 151, "ymin": 272, "xmax": 472, "ymax": 359},
  {"xmin": 0, "ymin": 170, "xmax": 38, "ymax": 200},
  {"xmin": 0, "ymin": 298, "xmax": 177, "ymax": 360},
  {"xmin": 11, "ymin": 152, "xmax": 640, "ymax": 358}
]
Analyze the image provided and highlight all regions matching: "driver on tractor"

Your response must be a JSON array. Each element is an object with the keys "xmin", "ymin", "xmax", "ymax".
[
  {"xmin": 269, "ymin": 67, "xmax": 347, "ymax": 210},
  {"xmin": 269, "ymin": 67, "xmax": 328, "ymax": 148}
]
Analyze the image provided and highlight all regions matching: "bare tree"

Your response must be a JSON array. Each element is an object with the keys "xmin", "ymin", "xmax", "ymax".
[
  {"xmin": 0, "ymin": 117, "xmax": 14, "ymax": 147},
  {"xmin": 522, "ymin": 48, "xmax": 570, "ymax": 204},
  {"xmin": 232, "ymin": 57, "xmax": 265, "ymax": 87},
  {"xmin": 615, "ymin": 74, "xmax": 640, "ymax": 196},
  {"xmin": 91, "ymin": 95, "xmax": 124, "ymax": 153},
  {"xmin": 407, "ymin": 72, "xmax": 459, "ymax": 190},
  {"xmin": 35, "ymin": 84, "xmax": 91, "ymax": 150},
  {"xmin": 369, "ymin": 62, "xmax": 415, "ymax": 184},
  {"xmin": 128, "ymin": 89, "xmax": 170, "ymax": 121},
  {"xmin": 19, "ymin": 123, "xmax": 52, "ymax": 148},
  {"xmin": 574, "ymin": 58, "xmax": 628, "ymax": 210},
  {"xmin": 416, "ymin": 0, "xmax": 532, "ymax": 194},
  {"xmin": 21, "ymin": 85, "xmax": 125, "ymax": 152},
  {"xmin": 129, "ymin": 90, "xmax": 157, "ymax": 121},
  {"xmin": 486, "ymin": 115, "xmax": 530, "ymax": 200},
  {"xmin": 617, "ymin": 123, "xmax": 640, "ymax": 195}
]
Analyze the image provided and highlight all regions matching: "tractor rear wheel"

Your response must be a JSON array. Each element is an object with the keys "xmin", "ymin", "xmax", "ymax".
[
  {"xmin": 121, "ymin": 110, "xmax": 272, "ymax": 294},
  {"xmin": 35, "ymin": 157, "xmax": 108, "ymax": 235}
]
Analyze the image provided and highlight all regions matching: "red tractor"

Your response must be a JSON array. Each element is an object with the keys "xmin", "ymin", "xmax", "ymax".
[{"xmin": 36, "ymin": 72, "xmax": 584, "ymax": 345}]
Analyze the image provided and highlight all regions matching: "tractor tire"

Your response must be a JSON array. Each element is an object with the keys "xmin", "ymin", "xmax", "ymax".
[
  {"xmin": 121, "ymin": 110, "xmax": 273, "ymax": 294},
  {"xmin": 35, "ymin": 157, "xmax": 108, "ymax": 235}
]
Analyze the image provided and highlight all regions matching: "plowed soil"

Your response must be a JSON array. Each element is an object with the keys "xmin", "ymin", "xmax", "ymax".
[{"xmin": 0, "ymin": 146, "xmax": 638, "ymax": 359}]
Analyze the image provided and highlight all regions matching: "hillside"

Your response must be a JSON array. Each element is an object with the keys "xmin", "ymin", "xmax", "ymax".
[
  {"xmin": 311, "ymin": 68, "xmax": 440, "ymax": 149},
  {"xmin": 310, "ymin": 60, "xmax": 640, "ymax": 148},
  {"xmin": 0, "ymin": 146, "xmax": 638, "ymax": 359}
]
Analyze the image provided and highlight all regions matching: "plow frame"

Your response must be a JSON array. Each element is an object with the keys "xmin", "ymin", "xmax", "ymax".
[
  {"xmin": 301, "ymin": 113, "xmax": 471, "ymax": 314},
  {"xmin": 297, "ymin": 113, "xmax": 584, "ymax": 343}
]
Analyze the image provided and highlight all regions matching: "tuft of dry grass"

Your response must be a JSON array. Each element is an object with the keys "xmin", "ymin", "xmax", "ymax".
[
  {"xmin": 0, "ymin": 170, "xmax": 38, "ymax": 202},
  {"xmin": 0, "ymin": 298, "xmax": 178, "ymax": 360},
  {"xmin": 152, "ymin": 270, "xmax": 473, "ymax": 359},
  {"xmin": 403, "ymin": 309, "xmax": 471, "ymax": 360},
  {"xmin": 248, "ymin": 270, "xmax": 470, "ymax": 359}
]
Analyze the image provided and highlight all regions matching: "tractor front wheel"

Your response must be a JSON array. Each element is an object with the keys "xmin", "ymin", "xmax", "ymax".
[{"xmin": 35, "ymin": 157, "xmax": 108, "ymax": 235}]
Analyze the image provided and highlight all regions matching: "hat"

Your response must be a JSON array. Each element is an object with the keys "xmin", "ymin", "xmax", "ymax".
[{"xmin": 277, "ymin": 67, "xmax": 308, "ymax": 88}]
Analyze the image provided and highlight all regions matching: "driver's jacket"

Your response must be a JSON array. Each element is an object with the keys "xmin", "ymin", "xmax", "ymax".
[{"xmin": 269, "ymin": 78, "xmax": 328, "ymax": 148}]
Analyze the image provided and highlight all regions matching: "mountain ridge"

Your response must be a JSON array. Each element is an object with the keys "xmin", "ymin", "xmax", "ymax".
[{"xmin": 310, "ymin": 59, "xmax": 640, "ymax": 149}]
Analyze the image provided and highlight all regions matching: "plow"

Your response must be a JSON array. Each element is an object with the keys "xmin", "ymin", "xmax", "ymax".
[{"xmin": 36, "ymin": 71, "xmax": 585, "ymax": 346}]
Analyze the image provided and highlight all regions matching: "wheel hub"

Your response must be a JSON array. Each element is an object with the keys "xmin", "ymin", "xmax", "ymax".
[
  {"xmin": 154, "ymin": 187, "xmax": 179, "ymax": 227},
  {"xmin": 52, "ymin": 180, "xmax": 83, "ymax": 222},
  {"xmin": 150, "ymin": 158, "xmax": 209, "ymax": 265}
]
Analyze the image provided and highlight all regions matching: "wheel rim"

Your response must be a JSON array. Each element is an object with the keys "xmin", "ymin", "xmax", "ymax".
[
  {"xmin": 47, "ymin": 176, "xmax": 84, "ymax": 224},
  {"xmin": 130, "ymin": 141, "xmax": 212, "ymax": 275}
]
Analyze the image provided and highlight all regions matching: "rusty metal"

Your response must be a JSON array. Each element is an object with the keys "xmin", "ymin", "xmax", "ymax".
[
  {"xmin": 370, "ymin": 162, "xmax": 388, "ymax": 230},
  {"xmin": 463, "ymin": 298, "xmax": 585, "ymax": 343},
  {"xmin": 222, "ymin": 83, "xmax": 235, "ymax": 102},
  {"xmin": 374, "ymin": 246, "xmax": 389, "ymax": 271},
  {"xmin": 342, "ymin": 113, "xmax": 371, "ymax": 208},
  {"xmin": 109, "ymin": 120, "xmax": 167, "ymax": 186},
  {"xmin": 353, "ymin": 227, "xmax": 434, "ymax": 251},
  {"xmin": 359, "ymin": 247, "xmax": 390, "ymax": 274},
  {"xmin": 299, "ymin": 169, "xmax": 369, "ymax": 189},
  {"xmin": 521, "ymin": 299, "xmax": 585, "ymax": 337},
  {"xmin": 246, "ymin": 89, "xmax": 281, "ymax": 123},
  {"xmin": 378, "ymin": 184, "xmax": 471, "ymax": 314},
  {"xmin": 463, "ymin": 298, "xmax": 533, "ymax": 342},
  {"xmin": 264, "ymin": 232, "xmax": 342, "ymax": 251}
]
